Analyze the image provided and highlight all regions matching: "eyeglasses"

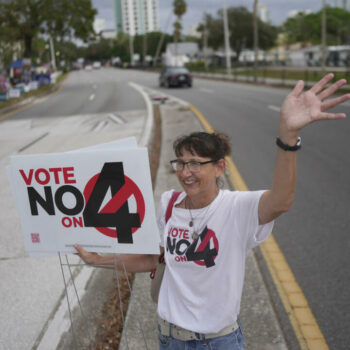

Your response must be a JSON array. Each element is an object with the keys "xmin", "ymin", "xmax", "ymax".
[{"xmin": 170, "ymin": 159, "xmax": 219, "ymax": 172}]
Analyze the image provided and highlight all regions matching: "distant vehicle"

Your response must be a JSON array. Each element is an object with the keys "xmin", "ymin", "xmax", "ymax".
[
  {"xmin": 84, "ymin": 65, "xmax": 92, "ymax": 71},
  {"xmin": 93, "ymin": 61, "xmax": 101, "ymax": 69},
  {"xmin": 159, "ymin": 67, "xmax": 192, "ymax": 88}
]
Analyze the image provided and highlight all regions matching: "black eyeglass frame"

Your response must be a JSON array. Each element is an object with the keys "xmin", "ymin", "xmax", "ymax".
[{"xmin": 169, "ymin": 159, "xmax": 220, "ymax": 172}]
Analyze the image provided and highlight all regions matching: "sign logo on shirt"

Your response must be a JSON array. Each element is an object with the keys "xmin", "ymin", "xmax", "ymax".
[{"xmin": 166, "ymin": 225, "xmax": 219, "ymax": 267}]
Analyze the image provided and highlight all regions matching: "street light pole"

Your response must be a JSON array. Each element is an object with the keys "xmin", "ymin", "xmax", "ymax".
[
  {"xmin": 321, "ymin": 0, "xmax": 327, "ymax": 72},
  {"xmin": 223, "ymin": 0, "xmax": 231, "ymax": 76},
  {"xmin": 49, "ymin": 37, "xmax": 56, "ymax": 71},
  {"xmin": 253, "ymin": 0, "xmax": 258, "ymax": 83},
  {"xmin": 129, "ymin": 32, "xmax": 134, "ymax": 67}
]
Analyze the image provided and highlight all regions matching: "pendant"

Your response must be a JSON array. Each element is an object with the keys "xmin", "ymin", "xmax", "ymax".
[
  {"xmin": 192, "ymin": 232, "xmax": 199, "ymax": 240},
  {"xmin": 189, "ymin": 221, "xmax": 193, "ymax": 227}
]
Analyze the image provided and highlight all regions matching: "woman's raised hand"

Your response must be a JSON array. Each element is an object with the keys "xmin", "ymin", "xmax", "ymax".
[
  {"xmin": 279, "ymin": 73, "xmax": 350, "ymax": 140},
  {"xmin": 74, "ymin": 244, "xmax": 101, "ymax": 265}
]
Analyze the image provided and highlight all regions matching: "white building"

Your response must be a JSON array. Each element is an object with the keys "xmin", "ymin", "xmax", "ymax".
[
  {"xmin": 188, "ymin": 24, "xmax": 201, "ymax": 38},
  {"xmin": 94, "ymin": 18, "xmax": 106, "ymax": 35},
  {"xmin": 334, "ymin": 0, "xmax": 350, "ymax": 10},
  {"xmin": 287, "ymin": 9, "xmax": 312, "ymax": 19},
  {"xmin": 114, "ymin": 0, "xmax": 159, "ymax": 36},
  {"xmin": 100, "ymin": 29, "xmax": 117, "ymax": 40},
  {"xmin": 257, "ymin": 4, "xmax": 270, "ymax": 23},
  {"xmin": 165, "ymin": 42, "xmax": 199, "ymax": 66}
]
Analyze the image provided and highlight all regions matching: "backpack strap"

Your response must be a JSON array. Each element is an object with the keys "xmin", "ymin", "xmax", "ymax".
[{"xmin": 165, "ymin": 191, "xmax": 181, "ymax": 223}]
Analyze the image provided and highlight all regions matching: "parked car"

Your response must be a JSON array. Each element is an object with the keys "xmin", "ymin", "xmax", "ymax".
[
  {"xmin": 84, "ymin": 64, "xmax": 92, "ymax": 71},
  {"xmin": 159, "ymin": 67, "xmax": 192, "ymax": 88}
]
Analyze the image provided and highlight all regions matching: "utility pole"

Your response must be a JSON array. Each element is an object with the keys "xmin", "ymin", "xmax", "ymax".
[
  {"xmin": 253, "ymin": 0, "xmax": 258, "ymax": 83},
  {"xmin": 143, "ymin": 33, "xmax": 147, "ymax": 67},
  {"xmin": 321, "ymin": 0, "xmax": 327, "ymax": 72},
  {"xmin": 154, "ymin": 10, "xmax": 172, "ymax": 67},
  {"xmin": 223, "ymin": 0, "xmax": 232, "ymax": 76},
  {"xmin": 49, "ymin": 37, "xmax": 56, "ymax": 71},
  {"xmin": 129, "ymin": 32, "xmax": 134, "ymax": 67},
  {"xmin": 203, "ymin": 26, "xmax": 208, "ymax": 71}
]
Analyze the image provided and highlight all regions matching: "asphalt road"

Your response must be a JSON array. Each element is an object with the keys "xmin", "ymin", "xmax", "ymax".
[
  {"xmin": 12, "ymin": 69, "xmax": 146, "ymax": 119},
  {"xmin": 130, "ymin": 69, "xmax": 350, "ymax": 350}
]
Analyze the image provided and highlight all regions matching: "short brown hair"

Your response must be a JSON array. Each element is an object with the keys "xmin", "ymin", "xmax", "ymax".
[{"xmin": 173, "ymin": 132, "xmax": 231, "ymax": 159}]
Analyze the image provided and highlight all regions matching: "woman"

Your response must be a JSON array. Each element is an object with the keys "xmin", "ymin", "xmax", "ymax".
[{"xmin": 75, "ymin": 74, "xmax": 349, "ymax": 349}]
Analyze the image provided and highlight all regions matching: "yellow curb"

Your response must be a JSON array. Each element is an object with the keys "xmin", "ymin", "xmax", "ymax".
[{"xmin": 188, "ymin": 103, "xmax": 329, "ymax": 350}]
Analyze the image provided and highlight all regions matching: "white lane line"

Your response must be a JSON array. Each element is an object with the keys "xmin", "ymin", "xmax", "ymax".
[
  {"xmin": 199, "ymin": 87, "xmax": 214, "ymax": 93},
  {"xmin": 129, "ymin": 82, "xmax": 153, "ymax": 147},
  {"xmin": 89, "ymin": 93, "xmax": 95, "ymax": 101},
  {"xmin": 268, "ymin": 105, "xmax": 280, "ymax": 112},
  {"xmin": 94, "ymin": 120, "xmax": 107, "ymax": 132},
  {"xmin": 108, "ymin": 113, "xmax": 125, "ymax": 124}
]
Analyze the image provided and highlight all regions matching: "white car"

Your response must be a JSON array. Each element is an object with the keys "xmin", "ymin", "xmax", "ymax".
[
  {"xmin": 93, "ymin": 61, "xmax": 101, "ymax": 69},
  {"xmin": 84, "ymin": 65, "xmax": 92, "ymax": 71}
]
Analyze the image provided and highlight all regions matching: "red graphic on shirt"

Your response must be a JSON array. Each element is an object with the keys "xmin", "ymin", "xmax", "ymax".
[
  {"xmin": 166, "ymin": 225, "xmax": 219, "ymax": 268},
  {"xmin": 186, "ymin": 226, "xmax": 219, "ymax": 267}
]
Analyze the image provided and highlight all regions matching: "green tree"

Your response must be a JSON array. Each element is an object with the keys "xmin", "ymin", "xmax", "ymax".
[
  {"xmin": 133, "ymin": 32, "xmax": 173, "ymax": 60},
  {"xmin": 0, "ymin": 0, "xmax": 97, "ymax": 59},
  {"xmin": 283, "ymin": 7, "xmax": 350, "ymax": 45},
  {"xmin": 110, "ymin": 33, "xmax": 131, "ymax": 63},
  {"xmin": 201, "ymin": 7, "xmax": 277, "ymax": 62}
]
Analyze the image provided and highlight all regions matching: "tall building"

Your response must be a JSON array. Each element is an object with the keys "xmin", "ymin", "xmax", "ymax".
[
  {"xmin": 334, "ymin": 0, "xmax": 350, "ymax": 11},
  {"xmin": 114, "ymin": 0, "xmax": 158, "ymax": 36}
]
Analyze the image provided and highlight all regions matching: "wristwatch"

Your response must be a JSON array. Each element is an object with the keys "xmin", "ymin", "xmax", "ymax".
[{"xmin": 276, "ymin": 137, "xmax": 301, "ymax": 151}]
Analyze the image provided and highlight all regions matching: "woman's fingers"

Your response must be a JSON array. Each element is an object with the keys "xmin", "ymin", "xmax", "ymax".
[
  {"xmin": 318, "ymin": 112, "xmax": 346, "ymax": 121},
  {"xmin": 322, "ymin": 93, "xmax": 350, "ymax": 111},
  {"xmin": 310, "ymin": 73, "xmax": 334, "ymax": 94},
  {"xmin": 318, "ymin": 79, "xmax": 347, "ymax": 101},
  {"xmin": 289, "ymin": 80, "xmax": 305, "ymax": 97}
]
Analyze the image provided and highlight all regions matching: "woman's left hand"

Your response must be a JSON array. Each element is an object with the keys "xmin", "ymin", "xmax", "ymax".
[{"xmin": 279, "ymin": 73, "xmax": 350, "ymax": 141}]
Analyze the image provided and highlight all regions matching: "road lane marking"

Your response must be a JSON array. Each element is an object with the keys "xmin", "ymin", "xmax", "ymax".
[
  {"xmin": 188, "ymin": 103, "xmax": 329, "ymax": 350},
  {"xmin": 128, "ymin": 82, "xmax": 153, "ymax": 147},
  {"xmin": 18, "ymin": 132, "xmax": 49, "ymax": 153},
  {"xmin": 199, "ymin": 87, "xmax": 214, "ymax": 93},
  {"xmin": 89, "ymin": 93, "xmax": 95, "ymax": 101},
  {"xmin": 268, "ymin": 105, "xmax": 281, "ymax": 112},
  {"xmin": 108, "ymin": 113, "xmax": 125, "ymax": 124},
  {"xmin": 92, "ymin": 120, "xmax": 107, "ymax": 132}
]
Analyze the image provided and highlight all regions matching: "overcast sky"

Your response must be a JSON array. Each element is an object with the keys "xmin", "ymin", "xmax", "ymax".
[{"xmin": 92, "ymin": 0, "xmax": 332, "ymax": 33}]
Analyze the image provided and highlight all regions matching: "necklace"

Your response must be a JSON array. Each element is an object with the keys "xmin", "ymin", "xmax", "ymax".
[{"xmin": 186, "ymin": 190, "xmax": 219, "ymax": 240}]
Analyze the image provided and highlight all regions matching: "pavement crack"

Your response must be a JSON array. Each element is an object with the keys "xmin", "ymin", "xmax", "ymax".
[{"xmin": 18, "ymin": 132, "xmax": 49, "ymax": 153}]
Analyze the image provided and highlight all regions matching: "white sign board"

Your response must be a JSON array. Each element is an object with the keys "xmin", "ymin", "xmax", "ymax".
[
  {"xmin": 8, "ymin": 140, "xmax": 160, "ymax": 256},
  {"xmin": 8, "ymin": 89, "xmax": 21, "ymax": 98},
  {"xmin": 28, "ymin": 81, "xmax": 39, "ymax": 90}
]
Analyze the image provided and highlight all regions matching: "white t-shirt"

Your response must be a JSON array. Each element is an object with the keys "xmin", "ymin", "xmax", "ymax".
[{"xmin": 156, "ymin": 189, "xmax": 274, "ymax": 334}]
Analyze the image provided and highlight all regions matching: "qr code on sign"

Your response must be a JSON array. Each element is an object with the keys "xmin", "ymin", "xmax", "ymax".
[{"xmin": 31, "ymin": 233, "xmax": 40, "ymax": 243}]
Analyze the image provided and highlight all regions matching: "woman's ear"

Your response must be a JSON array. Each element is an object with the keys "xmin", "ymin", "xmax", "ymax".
[{"xmin": 216, "ymin": 158, "xmax": 226, "ymax": 177}]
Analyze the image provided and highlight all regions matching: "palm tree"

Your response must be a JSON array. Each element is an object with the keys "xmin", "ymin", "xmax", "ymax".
[{"xmin": 173, "ymin": 0, "xmax": 187, "ymax": 61}]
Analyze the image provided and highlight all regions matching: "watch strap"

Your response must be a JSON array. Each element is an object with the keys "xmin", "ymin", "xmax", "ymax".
[{"xmin": 276, "ymin": 137, "xmax": 301, "ymax": 151}]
